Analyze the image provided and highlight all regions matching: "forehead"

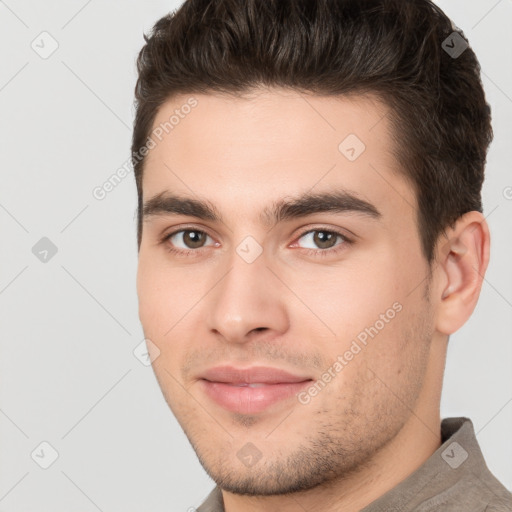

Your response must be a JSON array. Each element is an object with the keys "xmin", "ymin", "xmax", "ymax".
[{"xmin": 142, "ymin": 89, "xmax": 416, "ymax": 227}]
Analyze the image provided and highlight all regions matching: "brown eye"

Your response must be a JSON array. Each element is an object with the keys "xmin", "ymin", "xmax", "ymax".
[
  {"xmin": 297, "ymin": 230, "xmax": 346, "ymax": 250},
  {"xmin": 167, "ymin": 229, "xmax": 212, "ymax": 250}
]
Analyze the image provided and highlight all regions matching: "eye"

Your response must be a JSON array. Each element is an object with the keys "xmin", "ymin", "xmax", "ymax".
[
  {"xmin": 160, "ymin": 228, "xmax": 216, "ymax": 256},
  {"xmin": 293, "ymin": 228, "xmax": 353, "ymax": 257}
]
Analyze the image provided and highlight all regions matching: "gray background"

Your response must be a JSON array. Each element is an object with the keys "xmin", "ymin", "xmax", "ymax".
[{"xmin": 0, "ymin": 0, "xmax": 510, "ymax": 510}]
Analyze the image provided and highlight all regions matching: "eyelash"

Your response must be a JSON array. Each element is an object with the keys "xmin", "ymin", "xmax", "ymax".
[{"xmin": 159, "ymin": 226, "xmax": 353, "ymax": 258}]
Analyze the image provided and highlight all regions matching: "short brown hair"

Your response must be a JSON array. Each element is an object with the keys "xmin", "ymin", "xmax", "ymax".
[{"xmin": 131, "ymin": 0, "xmax": 493, "ymax": 264}]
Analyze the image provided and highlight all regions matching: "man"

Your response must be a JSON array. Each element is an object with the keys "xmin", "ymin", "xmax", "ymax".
[{"xmin": 132, "ymin": 0, "xmax": 512, "ymax": 510}]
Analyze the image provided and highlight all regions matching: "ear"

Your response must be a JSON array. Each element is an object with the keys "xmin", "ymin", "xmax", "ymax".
[{"xmin": 434, "ymin": 211, "xmax": 491, "ymax": 335}]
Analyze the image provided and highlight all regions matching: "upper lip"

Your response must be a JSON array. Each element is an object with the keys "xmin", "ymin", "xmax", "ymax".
[{"xmin": 200, "ymin": 365, "xmax": 312, "ymax": 384}]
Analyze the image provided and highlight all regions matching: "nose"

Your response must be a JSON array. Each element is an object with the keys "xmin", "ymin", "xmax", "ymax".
[{"xmin": 206, "ymin": 243, "xmax": 288, "ymax": 344}]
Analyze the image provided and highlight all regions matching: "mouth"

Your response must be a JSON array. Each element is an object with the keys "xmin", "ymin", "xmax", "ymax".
[{"xmin": 197, "ymin": 365, "xmax": 313, "ymax": 414}]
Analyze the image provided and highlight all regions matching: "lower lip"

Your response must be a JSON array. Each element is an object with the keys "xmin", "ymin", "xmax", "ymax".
[{"xmin": 199, "ymin": 379, "xmax": 312, "ymax": 414}]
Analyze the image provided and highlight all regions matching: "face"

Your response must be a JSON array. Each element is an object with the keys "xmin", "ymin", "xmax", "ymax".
[{"xmin": 136, "ymin": 89, "xmax": 437, "ymax": 495}]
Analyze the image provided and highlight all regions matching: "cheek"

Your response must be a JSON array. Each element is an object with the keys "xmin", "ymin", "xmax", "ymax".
[
  {"xmin": 137, "ymin": 251, "xmax": 186, "ymax": 315},
  {"xmin": 294, "ymin": 266, "xmax": 402, "ymax": 348},
  {"xmin": 136, "ymin": 254, "xmax": 179, "ymax": 342},
  {"xmin": 362, "ymin": 299, "xmax": 432, "ymax": 409},
  {"xmin": 306, "ymin": 265, "xmax": 426, "ymax": 397},
  {"xmin": 136, "ymin": 257, "xmax": 206, "ymax": 369}
]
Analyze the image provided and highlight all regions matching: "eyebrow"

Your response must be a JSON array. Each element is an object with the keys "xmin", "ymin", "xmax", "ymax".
[{"xmin": 142, "ymin": 189, "xmax": 382, "ymax": 227}]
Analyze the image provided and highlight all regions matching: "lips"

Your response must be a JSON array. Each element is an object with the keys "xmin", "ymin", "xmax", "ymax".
[
  {"xmin": 198, "ymin": 365, "xmax": 313, "ymax": 414},
  {"xmin": 200, "ymin": 365, "xmax": 312, "ymax": 385}
]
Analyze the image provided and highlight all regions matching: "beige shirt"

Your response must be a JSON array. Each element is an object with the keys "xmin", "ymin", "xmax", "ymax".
[{"xmin": 196, "ymin": 417, "xmax": 512, "ymax": 511}]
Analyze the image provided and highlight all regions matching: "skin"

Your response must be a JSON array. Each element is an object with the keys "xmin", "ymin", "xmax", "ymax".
[{"xmin": 136, "ymin": 88, "xmax": 490, "ymax": 512}]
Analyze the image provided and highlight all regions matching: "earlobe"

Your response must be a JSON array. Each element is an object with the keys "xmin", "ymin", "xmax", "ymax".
[{"xmin": 434, "ymin": 212, "xmax": 490, "ymax": 335}]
